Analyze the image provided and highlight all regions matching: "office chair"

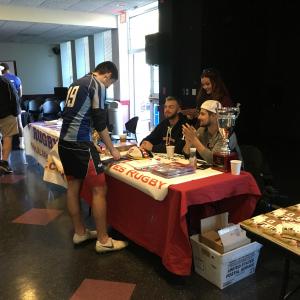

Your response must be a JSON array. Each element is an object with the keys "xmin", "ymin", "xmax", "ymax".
[
  {"xmin": 28, "ymin": 99, "xmax": 43, "ymax": 122},
  {"xmin": 125, "ymin": 116, "xmax": 139, "ymax": 142},
  {"xmin": 41, "ymin": 100, "xmax": 61, "ymax": 121},
  {"xmin": 239, "ymin": 145, "xmax": 286, "ymax": 215}
]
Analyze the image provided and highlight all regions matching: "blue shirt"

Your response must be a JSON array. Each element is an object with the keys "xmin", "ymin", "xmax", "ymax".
[
  {"xmin": 3, "ymin": 73, "xmax": 22, "ymax": 96},
  {"xmin": 59, "ymin": 74, "xmax": 106, "ymax": 142}
]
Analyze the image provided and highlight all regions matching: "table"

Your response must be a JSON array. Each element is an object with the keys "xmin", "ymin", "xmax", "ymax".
[
  {"xmin": 81, "ymin": 170, "xmax": 261, "ymax": 275},
  {"xmin": 24, "ymin": 122, "xmax": 261, "ymax": 276},
  {"xmin": 240, "ymin": 205, "xmax": 300, "ymax": 299},
  {"xmin": 23, "ymin": 122, "xmax": 134, "ymax": 188},
  {"xmin": 23, "ymin": 121, "xmax": 61, "ymax": 167}
]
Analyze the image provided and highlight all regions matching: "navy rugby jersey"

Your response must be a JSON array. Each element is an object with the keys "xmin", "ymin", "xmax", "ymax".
[{"xmin": 59, "ymin": 74, "xmax": 106, "ymax": 142}]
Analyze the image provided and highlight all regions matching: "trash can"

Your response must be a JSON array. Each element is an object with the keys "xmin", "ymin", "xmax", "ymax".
[{"xmin": 107, "ymin": 101, "xmax": 123, "ymax": 135}]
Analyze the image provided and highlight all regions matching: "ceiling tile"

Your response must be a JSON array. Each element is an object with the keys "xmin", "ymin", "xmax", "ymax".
[{"xmin": 0, "ymin": 0, "xmax": 157, "ymax": 43}]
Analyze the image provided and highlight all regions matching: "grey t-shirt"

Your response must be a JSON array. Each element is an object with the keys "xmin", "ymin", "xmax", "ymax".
[{"xmin": 196, "ymin": 127, "xmax": 242, "ymax": 163}]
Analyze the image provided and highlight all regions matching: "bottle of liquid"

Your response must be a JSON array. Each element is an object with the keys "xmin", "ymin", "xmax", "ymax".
[{"xmin": 189, "ymin": 147, "xmax": 197, "ymax": 169}]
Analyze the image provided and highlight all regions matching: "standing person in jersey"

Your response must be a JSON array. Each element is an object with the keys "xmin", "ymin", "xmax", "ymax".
[
  {"xmin": 58, "ymin": 61, "xmax": 128, "ymax": 253},
  {"xmin": 0, "ymin": 62, "xmax": 24, "ymax": 149}
]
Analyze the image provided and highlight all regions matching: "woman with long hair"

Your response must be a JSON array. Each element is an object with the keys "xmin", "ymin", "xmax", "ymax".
[
  {"xmin": 182, "ymin": 68, "xmax": 233, "ymax": 124},
  {"xmin": 196, "ymin": 68, "xmax": 233, "ymax": 109}
]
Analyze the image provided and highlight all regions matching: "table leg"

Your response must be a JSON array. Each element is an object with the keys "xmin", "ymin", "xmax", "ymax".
[{"xmin": 279, "ymin": 257, "xmax": 289, "ymax": 300}]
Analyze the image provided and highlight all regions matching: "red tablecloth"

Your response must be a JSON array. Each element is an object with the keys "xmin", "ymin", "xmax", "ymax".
[{"xmin": 80, "ymin": 171, "xmax": 261, "ymax": 276}]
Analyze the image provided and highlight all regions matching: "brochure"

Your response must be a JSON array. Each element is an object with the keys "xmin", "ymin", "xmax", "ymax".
[{"xmin": 150, "ymin": 162, "xmax": 195, "ymax": 178}]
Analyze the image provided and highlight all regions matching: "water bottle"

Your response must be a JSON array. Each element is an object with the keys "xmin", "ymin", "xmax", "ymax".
[{"xmin": 189, "ymin": 147, "xmax": 197, "ymax": 169}]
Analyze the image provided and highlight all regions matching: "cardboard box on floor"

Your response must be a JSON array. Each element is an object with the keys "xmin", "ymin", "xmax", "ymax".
[
  {"xmin": 199, "ymin": 212, "xmax": 251, "ymax": 253},
  {"xmin": 190, "ymin": 235, "xmax": 262, "ymax": 289}
]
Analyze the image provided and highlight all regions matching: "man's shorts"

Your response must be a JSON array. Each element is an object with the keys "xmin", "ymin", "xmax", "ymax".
[
  {"xmin": 58, "ymin": 140, "xmax": 106, "ymax": 187},
  {"xmin": 0, "ymin": 115, "xmax": 18, "ymax": 137}
]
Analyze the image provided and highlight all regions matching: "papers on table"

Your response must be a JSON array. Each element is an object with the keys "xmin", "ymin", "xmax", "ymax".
[
  {"xmin": 126, "ymin": 159, "xmax": 160, "ymax": 170},
  {"xmin": 44, "ymin": 119, "xmax": 63, "ymax": 125}
]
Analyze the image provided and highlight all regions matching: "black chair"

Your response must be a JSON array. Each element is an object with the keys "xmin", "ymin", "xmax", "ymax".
[
  {"xmin": 28, "ymin": 99, "xmax": 43, "ymax": 122},
  {"xmin": 240, "ymin": 145, "xmax": 273, "ymax": 192},
  {"xmin": 125, "ymin": 116, "xmax": 139, "ymax": 142},
  {"xmin": 240, "ymin": 145, "xmax": 282, "ymax": 215},
  {"xmin": 41, "ymin": 100, "xmax": 61, "ymax": 121}
]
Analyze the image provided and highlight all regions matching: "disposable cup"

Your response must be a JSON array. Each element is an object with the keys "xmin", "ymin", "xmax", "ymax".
[
  {"xmin": 119, "ymin": 134, "xmax": 127, "ymax": 143},
  {"xmin": 230, "ymin": 160, "xmax": 242, "ymax": 175},
  {"xmin": 166, "ymin": 145, "xmax": 175, "ymax": 159}
]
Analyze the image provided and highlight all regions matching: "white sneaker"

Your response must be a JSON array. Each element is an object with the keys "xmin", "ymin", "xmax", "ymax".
[
  {"xmin": 73, "ymin": 229, "xmax": 97, "ymax": 244},
  {"xmin": 19, "ymin": 137, "xmax": 25, "ymax": 150},
  {"xmin": 95, "ymin": 237, "xmax": 128, "ymax": 253}
]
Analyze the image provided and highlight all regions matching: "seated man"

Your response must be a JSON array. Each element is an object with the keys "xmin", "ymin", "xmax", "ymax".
[
  {"xmin": 182, "ymin": 100, "xmax": 241, "ymax": 164},
  {"xmin": 140, "ymin": 96, "xmax": 188, "ymax": 154}
]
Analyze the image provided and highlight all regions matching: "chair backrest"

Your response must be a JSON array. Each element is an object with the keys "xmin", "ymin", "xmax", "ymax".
[
  {"xmin": 240, "ymin": 145, "xmax": 273, "ymax": 191},
  {"xmin": 41, "ymin": 100, "xmax": 61, "ymax": 120},
  {"xmin": 125, "ymin": 116, "xmax": 139, "ymax": 134},
  {"xmin": 42, "ymin": 100, "xmax": 61, "ymax": 114},
  {"xmin": 28, "ymin": 99, "xmax": 43, "ymax": 113},
  {"xmin": 28, "ymin": 99, "xmax": 43, "ymax": 122},
  {"xmin": 44, "ymin": 97, "xmax": 58, "ymax": 102}
]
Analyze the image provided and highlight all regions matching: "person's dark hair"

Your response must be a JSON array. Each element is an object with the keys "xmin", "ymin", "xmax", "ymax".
[
  {"xmin": 0, "ymin": 62, "xmax": 9, "ymax": 71},
  {"xmin": 196, "ymin": 68, "xmax": 230, "ymax": 107},
  {"xmin": 165, "ymin": 96, "xmax": 182, "ymax": 107},
  {"xmin": 94, "ymin": 61, "xmax": 118, "ymax": 80}
]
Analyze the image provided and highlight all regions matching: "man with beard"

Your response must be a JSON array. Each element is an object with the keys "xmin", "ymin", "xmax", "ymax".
[
  {"xmin": 140, "ymin": 96, "xmax": 188, "ymax": 154},
  {"xmin": 182, "ymin": 100, "xmax": 241, "ymax": 164}
]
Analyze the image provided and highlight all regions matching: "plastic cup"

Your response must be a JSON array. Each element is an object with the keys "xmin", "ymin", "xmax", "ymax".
[
  {"xmin": 166, "ymin": 145, "xmax": 175, "ymax": 159},
  {"xmin": 230, "ymin": 160, "xmax": 242, "ymax": 175},
  {"xmin": 119, "ymin": 134, "xmax": 127, "ymax": 143}
]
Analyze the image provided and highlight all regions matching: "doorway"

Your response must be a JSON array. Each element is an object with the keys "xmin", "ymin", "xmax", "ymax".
[
  {"xmin": 131, "ymin": 50, "xmax": 151, "ymax": 133},
  {"xmin": 127, "ymin": 3, "xmax": 158, "ymax": 139}
]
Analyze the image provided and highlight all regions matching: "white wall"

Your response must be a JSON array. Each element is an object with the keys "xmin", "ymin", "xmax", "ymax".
[{"xmin": 0, "ymin": 42, "xmax": 61, "ymax": 95}]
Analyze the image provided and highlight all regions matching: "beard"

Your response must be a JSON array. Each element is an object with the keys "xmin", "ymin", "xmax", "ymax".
[
  {"xmin": 200, "ymin": 119, "xmax": 210, "ymax": 127},
  {"xmin": 166, "ymin": 111, "xmax": 178, "ymax": 120}
]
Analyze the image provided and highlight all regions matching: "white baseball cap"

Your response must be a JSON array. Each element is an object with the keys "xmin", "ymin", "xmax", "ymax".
[{"xmin": 200, "ymin": 100, "xmax": 222, "ymax": 113}]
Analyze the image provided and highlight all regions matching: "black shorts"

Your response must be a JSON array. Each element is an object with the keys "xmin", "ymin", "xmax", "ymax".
[{"xmin": 58, "ymin": 140, "xmax": 104, "ymax": 179}]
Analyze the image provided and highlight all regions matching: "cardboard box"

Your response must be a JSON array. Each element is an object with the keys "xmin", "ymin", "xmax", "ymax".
[
  {"xmin": 190, "ymin": 235, "xmax": 262, "ymax": 289},
  {"xmin": 199, "ymin": 212, "xmax": 251, "ymax": 253}
]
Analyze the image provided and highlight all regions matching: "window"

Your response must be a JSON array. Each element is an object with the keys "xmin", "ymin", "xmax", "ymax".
[
  {"xmin": 129, "ymin": 6, "xmax": 159, "ymax": 51},
  {"xmin": 94, "ymin": 30, "xmax": 114, "ymax": 99},
  {"xmin": 127, "ymin": 2, "xmax": 159, "ymax": 133},
  {"xmin": 60, "ymin": 41, "xmax": 73, "ymax": 87},
  {"xmin": 75, "ymin": 37, "xmax": 90, "ymax": 79}
]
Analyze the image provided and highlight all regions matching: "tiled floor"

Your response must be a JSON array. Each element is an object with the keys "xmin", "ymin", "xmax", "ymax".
[
  {"xmin": 70, "ymin": 279, "xmax": 136, "ymax": 300},
  {"xmin": 0, "ymin": 150, "xmax": 299, "ymax": 300},
  {"xmin": 12, "ymin": 208, "xmax": 63, "ymax": 225}
]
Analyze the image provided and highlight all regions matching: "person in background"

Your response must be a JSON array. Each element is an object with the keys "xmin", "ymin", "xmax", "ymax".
[
  {"xmin": 140, "ymin": 96, "xmax": 188, "ymax": 154},
  {"xmin": 58, "ymin": 61, "xmax": 128, "ymax": 253},
  {"xmin": 182, "ymin": 100, "xmax": 241, "ymax": 164},
  {"xmin": 0, "ymin": 65, "xmax": 20, "ymax": 174},
  {"xmin": 182, "ymin": 68, "xmax": 233, "ymax": 125},
  {"xmin": 196, "ymin": 68, "xmax": 233, "ymax": 108},
  {"xmin": 0, "ymin": 62, "xmax": 24, "ymax": 149}
]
